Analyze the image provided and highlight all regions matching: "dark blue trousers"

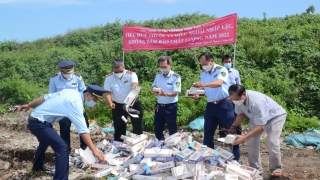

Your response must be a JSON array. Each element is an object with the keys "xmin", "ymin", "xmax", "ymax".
[
  {"xmin": 154, "ymin": 103, "xmax": 178, "ymax": 140},
  {"xmin": 59, "ymin": 113, "xmax": 89, "ymax": 151},
  {"xmin": 28, "ymin": 119, "xmax": 69, "ymax": 180},
  {"xmin": 203, "ymin": 100, "xmax": 241, "ymax": 161}
]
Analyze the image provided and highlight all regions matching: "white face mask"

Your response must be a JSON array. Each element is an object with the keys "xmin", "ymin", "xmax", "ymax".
[
  {"xmin": 232, "ymin": 99, "xmax": 244, "ymax": 106},
  {"xmin": 62, "ymin": 73, "xmax": 73, "ymax": 79},
  {"xmin": 114, "ymin": 72, "xmax": 124, "ymax": 79},
  {"xmin": 160, "ymin": 68, "xmax": 170, "ymax": 74},
  {"xmin": 202, "ymin": 65, "xmax": 213, "ymax": 72}
]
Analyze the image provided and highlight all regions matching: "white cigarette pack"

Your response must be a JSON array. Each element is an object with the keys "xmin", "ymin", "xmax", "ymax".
[
  {"xmin": 240, "ymin": 165, "xmax": 259, "ymax": 177},
  {"xmin": 216, "ymin": 147, "xmax": 235, "ymax": 161},
  {"xmin": 185, "ymin": 86, "xmax": 206, "ymax": 98},
  {"xmin": 171, "ymin": 165, "xmax": 188, "ymax": 177},
  {"xmin": 90, "ymin": 164, "xmax": 112, "ymax": 171},
  {"xmin": 194, "ymin": 164, "xmax": 205, "ymax": 177},
  {"xmin": 148, "ymin": 161, "xmax": 175, "ymax": 175},
  {"xmin": 225, "ymin": 164, "xmax": 252, "ymax": 180},
  {"xmin": 124, "ymin": 86, "xmax": 141, "ymax": 106},
  {"xmin": 129, "ymin": 140, "xmax": 148, "ymax": 152},
  {"xmin": 176, "ymin": 148, "xmax": 194, "ymax": 160},
  {"xmin": 165, "ymin": 132, "xmax": 181, "ymax": 143},
  {"xmin": 188, "ymin": 151, "xmax": 203, "ymax": 164},
  {"xmin": 133, "ymin": 175, "xmax": 162, "ymax": 180},
  {"xmin": 178, "ymin": 171, "xmax": 193, "ymax": 179},
  {"xmin": 129, "ymin": 164, "xmax": 142, "ymax": 172},
  {"xmin": 94, "ymin": 168, "xmax": 113, "ymax": 178},
  {"xmin": 127, "ymin": 134, "xmax": 148, "ymax": 145},
  {"xmin": 96, "ymin": 139, "xmax": 108, "ymax": 150},
  {"xmin": 78, "ymin": 147, "xmax": 96, "ymax": 164},
  {"xmin": 144, "ymin": 149, "xmax": 173, "ymax": 158},
  {"xmin": 254, "ymin": 175, "xmax": 263, "ymax": 180},
  {"xmin": 166, "ymin": 137, "xmax": 181, "ymax": 146}
]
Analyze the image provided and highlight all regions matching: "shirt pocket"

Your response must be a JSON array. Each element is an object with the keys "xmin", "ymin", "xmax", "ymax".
[{"xmin": 56, "ymin": 85, "xmax": 66, "ymax": 91}]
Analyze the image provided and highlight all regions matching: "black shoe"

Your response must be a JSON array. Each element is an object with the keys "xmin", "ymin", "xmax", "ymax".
[{"xmin": 32, "ymin": 165, "xmax": 53, "ymax": 172}]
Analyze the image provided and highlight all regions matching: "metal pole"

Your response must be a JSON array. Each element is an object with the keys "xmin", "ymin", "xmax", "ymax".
[
  {"xmin": 233, "ymin": 43, "xmax": 236, "ymax": 68},
  {"xmin": 122, "ymin": 20, "xmax": 125, "ymax": 64}
]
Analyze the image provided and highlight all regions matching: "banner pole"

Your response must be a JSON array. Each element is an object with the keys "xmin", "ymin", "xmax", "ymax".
[
  {"xmin": 122, "ymin": 20, "xmax": 125, "ymax": 64},
  {"xmin": 233, "ymin": 43, "xmax": 236, "ymax": 68}
]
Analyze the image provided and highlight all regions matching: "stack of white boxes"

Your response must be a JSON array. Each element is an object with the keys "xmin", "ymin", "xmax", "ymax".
[{"xmin": 74, "ymin": 132, "xmax": 264, "ymax": 180}]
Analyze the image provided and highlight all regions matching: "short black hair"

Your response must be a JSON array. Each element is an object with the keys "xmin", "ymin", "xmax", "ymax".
[
  {"xmin": 112, "ymin": 59, "xmax": 124, "ymax": 68},
  {"xmin": 222, "ymin": 54, "xmax": 232, "ymax": 62},
  {"xmin": 198, "ymin": 52, "xmax": 214, "ymax": 61},
  {"xmin": 158, "ymin": 56, "xmax": 172, "ymax": 65},
  {"xmin": 228, "ymin": 84, "xmax": 246, "ymax": 97}
]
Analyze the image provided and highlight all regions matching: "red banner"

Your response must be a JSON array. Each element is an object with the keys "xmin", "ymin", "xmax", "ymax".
[{"xmin": 123, "ymin": 13, "xmax": 237, "ymax": 51}]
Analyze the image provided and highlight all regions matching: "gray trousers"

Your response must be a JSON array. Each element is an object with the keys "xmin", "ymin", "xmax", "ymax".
[{"xmin": 246, "ymin": 119, "xmax": 285, "ymax": 173}]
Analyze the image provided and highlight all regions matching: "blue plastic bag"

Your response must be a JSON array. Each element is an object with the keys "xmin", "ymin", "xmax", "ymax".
[{"xmin": 187, "ymin": 116, "xmax": 205, "ymax": 130}]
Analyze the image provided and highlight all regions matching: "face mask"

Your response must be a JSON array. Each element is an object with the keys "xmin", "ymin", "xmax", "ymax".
[
  {"xmin": 232, "ymin": 99, "xmax": 244, "ymax": 106},
  {"xmin": 114, "ymin": 72, "xmax": 124, "ymax": 79},
  {"xmin": 224, "ymin": 63, "xmax": 232, "ymax": 69},
  {"xmin": 160, "ymin": 68, "xmax": 170, "ymax": 74},
  {"xmin": 85, "ymin": 99, "xmax": 96, "ymax": 107},
  {"xmin": 202, "ymin": 65, "xmax": 213, "ymax": 72},
  {"xmin": 63, "ymin": 73, "xmax": 73, "ymax": 79}
]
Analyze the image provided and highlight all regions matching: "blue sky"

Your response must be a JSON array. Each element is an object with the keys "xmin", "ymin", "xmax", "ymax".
[{"xmin": 1, "ymin": 0, "xmax": 319, "ymax": 42}]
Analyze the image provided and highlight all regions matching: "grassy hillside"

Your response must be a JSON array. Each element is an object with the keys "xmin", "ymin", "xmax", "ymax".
[{"xmin": 1, "ymin": 12, "xmax": 320, "ymax": 132}]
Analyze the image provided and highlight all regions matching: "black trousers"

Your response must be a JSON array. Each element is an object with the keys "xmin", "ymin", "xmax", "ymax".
[
  {"xmin": 112, "ymin": 98, "xmax": 143, "ymax": 141},
  {"xmin": 218, "ymin": 103, "xmax": 242, "ymax": 137},
  {"xmin": 59, "ymin": 112, "xmax": 89, "ymax": 152}
]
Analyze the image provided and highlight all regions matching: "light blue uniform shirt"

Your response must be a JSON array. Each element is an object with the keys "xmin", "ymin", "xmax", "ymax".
[
  {"xmin": 200, "ymin": 63, "xmax": 230, "ymax": 102},
  {"xmin": 235, "ymin": 90, "xmax": 287, "ymax": 131},
  {"xmin": 30, "ymin": 89, "xmax": 89, "ymax": 134},
  {"xmin": 104, "ymin": 70, "xmax": 138, "ymax": 104},
  {"xmin": 151, "ymin": 70, "xmax": 181, "ymax": 104},
  {"xmin": 227, "ymin": 68, "xmax": 241, "ymax": 85},
  {"xmin": 49, "ymin": 72, "xmax": 86, "ymax": 101}
]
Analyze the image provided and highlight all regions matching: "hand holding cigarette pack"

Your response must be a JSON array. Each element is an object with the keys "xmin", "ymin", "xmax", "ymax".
[
  {"xmin": 185, "ymin": 86, "xmax": 205, "ymax": 98},
  {"xmin": 152, "ymin": 87, "xmax": 160, "ymax": 93}
]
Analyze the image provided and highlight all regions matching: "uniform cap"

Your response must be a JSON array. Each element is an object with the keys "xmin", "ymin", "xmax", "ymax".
[
  {"xmin": 84, "ymin": 85, "xmax": 108, "ymax": 100},
  {"xmin": 58, "ymin": 60, "xmax": 76, "ymax": 69}
]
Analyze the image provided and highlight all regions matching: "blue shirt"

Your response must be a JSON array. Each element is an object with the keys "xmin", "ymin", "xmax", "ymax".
[
  {"xmin": 200, "ymin": 63, "xmax": 230, "ymax": 102},
  {"xmin": 227, "ymin": 68, "xmax": 241, "ymax": 85},
  {"xmin": 30, "ymin": 89, "xmax": 89, "ymax": 134},
  {"xmin": 104, "ymin": 70, "xmax": 138, "ymax": 104},
  {"xmin": 151, "ymin": 70, "xmax": 181, "ymax": 104},
  {"xmin": 235, "ymin": 90, "xmax": 287, "ymax": 131}
]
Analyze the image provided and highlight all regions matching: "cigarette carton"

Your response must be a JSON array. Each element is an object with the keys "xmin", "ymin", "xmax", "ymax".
[
  {"xmin": 188, "ymin": 151, "xmax": 203, "ymax": 164},
  {"xmin": 144, "ymin": 149, "xmax": 172, "ymax": 158},
  {"xmin": 133, "ymin": 175, "xmax": 162, "ymax": 180},
  {"xmin": 175, "ymin": 148, "xmax": 194, "ymax": 161},
  {"xmin": 90, "ymin": 164, "xmax": 112, "ymax": 171},
  {"xmin": 240, "ymin": 165, "xmax": 259, "ymax": 177},
  {"xmin": 124, "ymin": 86, "xmax": 141, "ymax": 106},
  {"xmin": 171, "ymin": 165, "xmax": 188, "ymax": 177},
  {"xmin": 225, "ymin": 164, "xmax": 252, "ymax": 180},
  {"xmin": 189, "ymin": 141, "xmax": 203, "ymax": 150},
  {"xmin": 166, "ymin": 137, "xmax": 181, "ymax": 146},
  {"xmin": 94, "ymin": 168, "xmax": 113, "ymax": 178},
  {"xmin": 216, "ymin": 146, "xmax": 235, "ymax": 161},
  {"xmin": 152, "ymin": 156, "xmax": 178, "ymax": 162},
  {"xmin": 147, "ymin": 161, "xmax": 175, "ymax": 175}
]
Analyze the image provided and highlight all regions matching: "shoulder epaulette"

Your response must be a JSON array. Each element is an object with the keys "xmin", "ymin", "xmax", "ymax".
[
  {"xmin": 74, "ymin": 72, "xmax": 81, "ymax": 77},
  {"xmin": 126, "ymin": 70, "xmax": 133, "ymax": 74},
  {"xmin": 216, "ymin": 66, "xmax": 223, "ymax": 69},
  {"xmin": 50, "ymin": 73, "xmax": 58, "ymax": 78},
  {"xmin": 173, "ymin": 73, "xmax": 180, "ymax": 78},
  {"xmin": 106, "ymin": 72, "xmax": 113, "ymax": 77}
]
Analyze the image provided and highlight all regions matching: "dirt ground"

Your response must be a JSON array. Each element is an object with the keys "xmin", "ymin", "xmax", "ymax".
[{"xmin": 0, "ymin": 112, "xmax": 319, "ymax": 180}]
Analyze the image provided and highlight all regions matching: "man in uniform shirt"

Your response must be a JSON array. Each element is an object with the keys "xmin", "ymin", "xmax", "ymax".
[
  {"xmin": 49, "ymin": 60, "xmax": 89, "ymax": 151},
  {"xmin": 17, "ymin": 85, "xmax": 106, "ymax": 180},
  {"xmin": 104, "ymin": 59, "xmax": 143, "ymax": 142},
  {"xmin": 150, "ymin": 56, "xmax": 181, "ymax": 141},
  {"xmin": 218, "ymin": 54, "xmax": 242, "ymax": 137},
  {"xmin": 193, "ymin": 52, "xmax": 240, "ymax": 161},
  {"xmin": 228, "ymin": 84, "xmax": 286, "ymax": 177}
]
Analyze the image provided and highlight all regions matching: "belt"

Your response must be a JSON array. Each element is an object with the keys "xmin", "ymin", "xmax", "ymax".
[
  {"xmin": 28, "ymin": 116, "xmax": 38, "ymax": 121},
  {"xmin": 157, "ymin": 102, "xmax": 177, "ymax": 107},
  {"xmin": 211, "ymin": 97, "xmax": 230, "ymax": 104}
]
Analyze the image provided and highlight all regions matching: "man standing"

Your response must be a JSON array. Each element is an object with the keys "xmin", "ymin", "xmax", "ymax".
[
  {"xmin": 17, "ymin": 85, "xmax": 106, "ymax": 179},
  {"xmin": 104, "ymin": 59, "xmax": 143, "ymax": 142},
  {"xmin": 49, "ymin": 60, "xmax": 89, "ymax": 150},
  {"xmin": 219, "ymin": 54, "xmax": 242, "ymax": 137},
  {"xmin": 228, "ymin": 84, "xmax": 286, "ymax": 177},
  {"xmin": 151, "ymin": 56, "xmax": 181, "ymax": 141},
  {"xmin": 193, "ymin": 52, "xmax": 240, "ymax": 161}
]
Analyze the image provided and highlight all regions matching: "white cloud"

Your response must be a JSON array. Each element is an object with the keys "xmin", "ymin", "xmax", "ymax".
[
  {"xmin": 0, "ymin": 0, "xmax": 88, "ymax": 5},
  {"xmin": 139, "ymin": 0, "xmax": 178, "ymax": 3}
]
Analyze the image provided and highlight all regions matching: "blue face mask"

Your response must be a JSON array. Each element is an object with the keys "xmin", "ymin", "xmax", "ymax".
[
  {"xmin": 85, "ymin": 99, "xmax": 96, "ymax": 107},
  {"xmin": 224, "ymin": 63, "xmax": 232, "ymax": 69}
]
